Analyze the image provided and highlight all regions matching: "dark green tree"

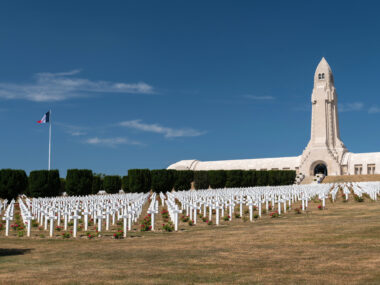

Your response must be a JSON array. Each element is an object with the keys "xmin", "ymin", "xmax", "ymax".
[
  {"xmin": 60, "ymin": 178, "xmax": 66, "ymax": 195},
  {"xmin": 128, "ymin": 169, "xmax": 151, "ymax": 193},
  {"xmin": 103, "ymin": 175, "xmax": 122, "ymax": 194},
  {"xmin": 151, "ymin": 169, "xmax": 175, "ymax": 193},
  {"xmin": 121, "ymin": 175, "xmax": 129, "ymax": 192},
  {"xmin": 92, "ymin": 176, "xmax": 103, "ymax": 194},
  {"xmin": 173, "ymin": 170, "xmax": 194, "ymax": 190},
  {"xmin": 194, "ymin": 171, "xmax": 209, "ymax": 189},
  {"xmin": 0, "ymin": 169, "xmax": 28, "ymax": 200},
  {"xmin": 66, "ymin": 169, "xmax": 93, "ymax": 196}
]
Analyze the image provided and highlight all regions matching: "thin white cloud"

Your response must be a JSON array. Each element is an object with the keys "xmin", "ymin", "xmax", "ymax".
[
  {"xmin": 54, "ymin": 122, "xmax": 88, "ymax": 137},
  {"xmin": 85, "ymin": 137, "xmax": 142, "ymax": 147},
  {"xmin": 0, "ymin": 70, "xmax": 154, "ymax": 102},
  {"xmin": 339, "ymin": 102, "xmax": 364, "ymax": 112},
  {"xmin": 368, "ymin": 106, "xmax": 380, "ymax": 114},
  {"xmin": 70, "ymin": 131, "xmax": 87, "ymax": 137},
  {"xmin": 119, "ymin": 120, "xmax": 205, "ymax": 138},
  {"xmin": 244, "ymin": 95, "xmax": 275, "ymax": 100}
]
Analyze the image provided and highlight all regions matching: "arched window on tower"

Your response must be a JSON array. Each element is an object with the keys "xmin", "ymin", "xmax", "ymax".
[
  {"xmin": 318, "ymin": 74, "xmax": 322, "ymax": 79},
  {"xmin": 322, "ymin": 73, "xmax": 325, "ymax": 79}
]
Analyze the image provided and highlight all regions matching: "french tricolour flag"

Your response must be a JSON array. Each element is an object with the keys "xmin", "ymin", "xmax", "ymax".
[{"xmin": 37, "ymin": 111, "xmax": 50, "ymax": 124}]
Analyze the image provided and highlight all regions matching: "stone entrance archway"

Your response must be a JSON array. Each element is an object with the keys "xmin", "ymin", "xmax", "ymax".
[{"xmin": 314, "ymin": 163, "xmax": 328, "ymax": 176}]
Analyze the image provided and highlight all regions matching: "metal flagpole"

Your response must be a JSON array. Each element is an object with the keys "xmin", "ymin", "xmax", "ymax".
[{"xmin": 48, "ymin": 110, "xmax": 51, "ymax": 171}]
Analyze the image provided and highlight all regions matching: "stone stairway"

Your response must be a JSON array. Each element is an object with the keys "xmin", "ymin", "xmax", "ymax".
[{"xmin": 300, "ymin": 176, "xmax": 316, "ymax": 185}]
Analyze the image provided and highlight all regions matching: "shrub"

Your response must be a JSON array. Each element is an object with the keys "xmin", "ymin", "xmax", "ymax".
[
  {"xmin": 161, "ymin": 209, "xmax": 169, "ymax": 220},
  {"xmin": 294, "ymin": 207, "xmax": 302, "ymax": 214},
  {"xmin": 140, "ymin": 215, "xmax": 152, "ymax": 232},
  {"xmin": 128, "ymin": 169, "xmax": 151, "ymax": 193},
  {"xmin": 223, "ymin": 215, "xmax": 229, "ymax": 221},
  {"xmin": 194, "ymin": 171, "xmax": 209, "ymax": 189},
  {"xmin": 66, "ymin": 169, "xmax": 93, "ymax": 196},
  {"xmin": 103, "ymin": 175, "xmax": 121, "ymax": 194},
  {"xmin": 62, "ymin": 232, "xmax": 70, "ymax": 239},
  {"xmin": 0, "ymin": 169, "xmax": 28, "ymax": 200},
  {"xmin": 151, "ymin": 169, "xmax": 175, "ymax": 193},
  {"xmin": 162, "ymin": 222, "xmax": 174, "ymax": 232},
  {"xmin": 113, "ymin": 230, "xmax": 123, "ymax": 239},
  {"xmin": 188, "ymin": 220, "xmax": 194, "ymax": 226},
  {"xmin": 270, "ymin": 211, "xmax": 279, "ymax": 218},
  {"xmin": 208, "ymin": 170, "xmax": 226, "ymax": 189},
  {"xmin": 55, "ymin": 226, "xmax": 63, "ymax": 232},
  {"xmin": 173, "ymin": 170, "xmax": 193, "ymax": 190},
  {"xmin": 28, "ymin": 170, "xmax": 61, "ymax": 198},
  {"xmin": 87, "ymin": 232, "xmax": 95, "ymax": 239},
  {"xmin": 354, "ymin": 194, "xmax": 364, "ymax": 202},
  {"xmin": 181, "ymin": 215, "xmax": 189, "ymax": 222},
  {"xmin": 253, "ymin": 214, "xmax": 259, "ymax": 219},
  {"xmin": 235, "ymin": 213, "xmax": 241, "ymax": 219}
]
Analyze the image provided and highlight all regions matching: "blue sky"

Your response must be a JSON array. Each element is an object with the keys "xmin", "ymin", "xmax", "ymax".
[{"xmin": 0, "ymin": 1, "xmax": 380, "ymax": 176}]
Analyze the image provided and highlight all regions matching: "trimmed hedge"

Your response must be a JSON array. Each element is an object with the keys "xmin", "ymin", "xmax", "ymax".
[
  {"xmin": 122, "ymin": 176, "xmax": 129, "ymax": 192},
  {"xmin": 92, "ymin": 176, "xmax": 103, "ymax": 194},
  {"xmin": 194, "ymin": 171, "xmax": 209, "ymax": 189},
  {"xmin": 225, "ymin": 170, "xmax": 243, "ymax": 188},
  {"xmin": 173, "ymin": 170, "xmax": 194, "ymax": 191},
  {"xmin": 128, "ymin": 169, "xmax": 151, "ymax": 193},
  {"xmin": 28, "ymin": 170, "xmax": 61, "ymax": 198},
  {"xmin": 66, "ymin": 169, "xmax": 93, "ymax": 196},
  {"xmin": 208, "ymin": 170, "xmax": 226, "ymax": 189},
  {"xmin": 0, "ymin": 169, "xmax": 28, "ymax": 200},
  {"xmin": 60, "ymin": 178, "xmax": 66, "ymax": 195},
  {"xmin": 103, "ymin": 175, "xmax": 121, "ymax": 194},
  {"xmin": 151, "ymin": 169, "xmax": 175, "ymax": 193}
]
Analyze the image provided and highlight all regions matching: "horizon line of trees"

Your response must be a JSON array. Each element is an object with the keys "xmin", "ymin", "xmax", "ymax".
[{"xmin": 0, "ymin": 168, "xmax": 296, "ymax": 200}]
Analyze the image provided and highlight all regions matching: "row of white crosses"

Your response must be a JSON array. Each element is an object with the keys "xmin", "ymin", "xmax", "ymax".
[
  {"xmin": 168, "ymin": 182, "xmax": 380, "ymax": 227},
  {"xmin": 167, "ymin": 184, "xmax": 338, "ymax": 226},
  {"xmin": 18, "ymin": 198, "xmax": 34, "ymax": 237},
  {"xmin": 164, "ymin": 193, "xmax": 182, "ymax": 231},
  {"xmin": 147, "ymin": 193, "xmax": 159, "ymax": 231},
  {"xmin": 26, "ymin": 192, "xmax": 150, "ymax": 238},
  {"xmin": 2, "ymin": 199, "xmax": 14, "ymax": 236},
  {"xmin": 349, "ymin": 182, "xmax": 380, "ymax": 201}
]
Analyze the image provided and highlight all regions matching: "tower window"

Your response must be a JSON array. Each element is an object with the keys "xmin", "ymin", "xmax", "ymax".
[
  {"xmin": 318, "ymin": 74, "xmax": 322, "ymax": 79},
  {"xmin": 321, "ymin": 73, "xmax": 325, "ymax": 79}
]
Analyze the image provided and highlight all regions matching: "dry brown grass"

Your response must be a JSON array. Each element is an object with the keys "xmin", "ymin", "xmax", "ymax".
[
  {"xmin": 1, "ymin": 197, "xmax": 380, "ymax": 284},
  {"xmin": 323, "ymin": 175, "xmax": 380, "ymax": 183}
]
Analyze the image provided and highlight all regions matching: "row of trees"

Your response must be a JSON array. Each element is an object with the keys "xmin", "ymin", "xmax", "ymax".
[{"xmin": 0, "ymin": 168, "xmax": 296, "ymax": 199}]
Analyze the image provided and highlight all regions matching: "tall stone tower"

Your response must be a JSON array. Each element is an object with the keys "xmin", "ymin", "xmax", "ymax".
[{"xmin": 299, "ymin": 57, "xmax": 347, "ymax": 176}]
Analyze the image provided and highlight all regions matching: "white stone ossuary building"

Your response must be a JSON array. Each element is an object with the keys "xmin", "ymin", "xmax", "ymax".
[{"xmin": 168, "ymin": 58, "xmax": 380, "ymax": 177}]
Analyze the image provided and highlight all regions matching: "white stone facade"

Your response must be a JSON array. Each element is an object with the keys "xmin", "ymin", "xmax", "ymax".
[{"xmin": 168, "ymin": 58, "xmax": 380, "ymax": 177}]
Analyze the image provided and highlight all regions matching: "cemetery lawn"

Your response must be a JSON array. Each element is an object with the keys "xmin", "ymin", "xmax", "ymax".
[{"xmin": 2, "ymin": 198, "xmax": 380, "ymax": 284}]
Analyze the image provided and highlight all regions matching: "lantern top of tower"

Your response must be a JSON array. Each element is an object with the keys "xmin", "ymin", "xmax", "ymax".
[{"xmin": 314, "ymin": 57, "xmax": 334, "ymax": 85}]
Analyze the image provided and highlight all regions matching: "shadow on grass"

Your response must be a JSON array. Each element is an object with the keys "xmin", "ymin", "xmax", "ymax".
[{"xmin": 0, "ymin": 248, "xmax": 32, "ymax": 257}]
